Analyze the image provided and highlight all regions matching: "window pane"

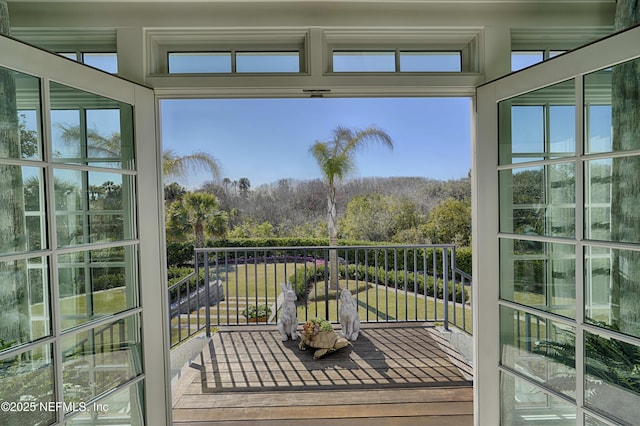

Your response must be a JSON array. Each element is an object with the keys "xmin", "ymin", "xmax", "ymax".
[
  {"xmin": 511, "ymin": 51, "xmax": 544, "ymax": 71},
  {"xmin": 399, "ymin": 51, "xmax": 461, "ymax": 72},
  {"xmin": 236, "ymin": 52, "xmax": 300, "ymax": 73},
  {"xmin": 83, "ymin": 53, "xmax": 118, "ymax": 74},
  {"xmin": 585, "ymin": 57, "xmax": 640, "ymax": 154},
  {"xmin": 500, "ymin": 239, "xmax": 575, "ymax": 319},
  {"xmin": 0, "ymin": 67, "xmax": 42, "ymax": 160},
  {"xmin": 0, "ymin": 345, "xmax": 55, "ymax": 425},
  {"xmin": 585, "ymin": 246, "xmax": 640, "ymax": 339},
  {"xmin": 50, "ymin": 82, "xmax": 134, "ymax": 170},
  {"xmin": 501, "ymin": 372, "xmax": 576, "ymax": 425},
  {"xmin": 54, "ymin": 170, "xmax": 135, "ymax": 247},
  {"xmin": 168, "ymin": 52, "xmax": 231, "ymax": 73},
  {"xmin": 500, "ymin": 306, "xmax": 576, "ymax": 399},
  {"xmin": 59, "ymin": 52, "xmax": 79, "ymax": 61},
  {"xmin": 0, "ymin": 256, "xmax": 51, "ymax": 351},
  {"xmin": 18, "ymin": 109, "xmax": 42, "ymax": 160},
  {"xmin": 0, "ymin": 166, "xmax": 47, "ymax": 255},
  {"xmin": 62, "ymin": 314, "xmax": 142, "ymax": 404},
  {"xmin": 499, "ymin": 164, "xmax": 575, "ymax": 238},
  {"xmin": 585, "ymin": 159, "xmax": 611, "ymax": 241},
  {"xmin": 585, "ymin": 105, "xmax": 612, "ymax": 153},
  {"xmin": 333, "ymin": 51, "xmax": 395, "ymax": 72},
  {"xmin": 66, "ymin": 381, "xmax": 144, "ymax": 425},
  {"xmin": 584, "ymin": 331, "xmax": 640, "ymax": 425},
  {"xmin": 549, "ymin": 50, "xmax": 567, "ymax": 58},
  {"xmin": 499, "ymin": 79, "xmax": 575, "ymax": 165},
  {"xmin": 57, "ymin": 245, "xmax": 138, "ymax": 330},
  {"xmin": 584, "ymin": 155, "xmax": 640, "ymax": 244}
]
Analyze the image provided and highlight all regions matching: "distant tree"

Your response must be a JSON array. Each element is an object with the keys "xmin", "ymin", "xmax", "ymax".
[
  {"xmin": 164, "ymin": 182, "xmax": 186, "ymax": 205},
  {"xmin": 422, "ymin": 198, "xmax": 471, "ymax": 246},
  {"xmin": 166, "ymin": 192, "xmax": 227, "ymax": 247},
  {"xmin": 310, "ymin": 126, "xmax": 393, "ymax": 286},
  {"xmin": 340, "ymin": 194, "xmax": 423, "ymax": 242},
  {"xmin": 238, "ymin": 177, "xmax": 251, "ymax": 199}
]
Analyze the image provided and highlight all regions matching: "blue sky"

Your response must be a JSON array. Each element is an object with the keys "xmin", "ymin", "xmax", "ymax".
[{"xmin": 160, "ymin": 97, "xmax": 472, "ymax": 189}]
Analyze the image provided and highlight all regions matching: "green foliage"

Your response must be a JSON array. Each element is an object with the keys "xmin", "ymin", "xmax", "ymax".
[
  {"xmin": 167, "ymin": 241, "xmax": 195, "ymax": 267},
  {"xmin": 289, "ymin": 266, "xmax": 328, "ymax": 300},
  {"xmin": 228, "ymin": 220, "xmax": 275, "ymax": 238},
  {"xmin": 166, "ymin": 192, "xmax": 227, "ymax": 247},
  {"xmin": 92, "ymin": 273, "xmax": 125, "ymax": 291},
  {"xmin": 241, "ymin": 304, "xmax": 272, "ymax": 319},
  {"xmin": 535, "ymin": 322, "xmax": 640, "ymax": 396},
  {"xmin": 422, "ymin": 198, "xmax": 471, "ymax": 246},
  {"xmin": 340, "ymin": 194, "xmax": 425, "ymax": 242},
  {"xmin": 288, "ymin": 262, "xmax": 469, "ymax": 304}
]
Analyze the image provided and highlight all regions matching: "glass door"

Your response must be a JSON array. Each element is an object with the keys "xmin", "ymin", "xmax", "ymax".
[
  {"xmin": 475, "ymin": 25, "xmax": 640, "ymax": 425},
  {"xmin": 0, "ymin": 36, "xmax": 168, "ymax": 425}
]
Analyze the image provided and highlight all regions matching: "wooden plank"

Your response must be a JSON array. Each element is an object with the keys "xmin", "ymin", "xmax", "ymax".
[
  {"xmin": 174, "ymin": 415, "xmax": 473, "ymax": 426},
  {"xmin": 173, "ymin": 401, "xmax": 473, "ymax": 422},
  {"xmin": 175, "ymin": 387, "xmax": 473, "ymax": 409}
]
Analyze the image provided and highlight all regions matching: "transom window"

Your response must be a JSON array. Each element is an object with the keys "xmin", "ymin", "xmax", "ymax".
[
  {"xmin": 332, "ymin": 50, "xmax": 462, "ymax": 73},
  {"xmin": 511, "ymin": 50, "xmax": 566, "ymax": 72},
  {"xmin": 59, "ymin": 52, "xmax": 119, "ymax": 74},
  {"xmin": 168, "ymin": 51, "xmax": 301, "ymax": 74}
]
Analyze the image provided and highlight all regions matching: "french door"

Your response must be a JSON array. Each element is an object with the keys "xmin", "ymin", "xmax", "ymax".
[
  {"xmin": 0, "ymin": 36, "xmax": 169, "ymax": 424},
  {"xmin": 475, "ymin": 25, "xmax": 640, "ymax": 425}
]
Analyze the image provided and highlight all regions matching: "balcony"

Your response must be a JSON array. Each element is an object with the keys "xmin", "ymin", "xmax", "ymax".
[{"xmin": 169, "ymin": 244, "xmax": 473, "ymax": 424}]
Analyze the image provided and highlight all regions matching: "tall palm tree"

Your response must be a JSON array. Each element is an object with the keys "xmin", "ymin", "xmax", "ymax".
[{"xmin": 310, "ymin": 126, "xmax": 393, "ymax": 287}]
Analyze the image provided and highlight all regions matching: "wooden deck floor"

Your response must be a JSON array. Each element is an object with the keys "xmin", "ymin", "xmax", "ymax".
[{"xmin": 172, "ymin": 323, "xmax": 473, "ymax": 425}]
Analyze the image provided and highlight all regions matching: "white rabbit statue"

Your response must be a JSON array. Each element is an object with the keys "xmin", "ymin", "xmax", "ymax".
[
  {"xmin": 277, "ymin": 281, "xmax": 298, "ymax": 341},
  {"xmin": 339, "ymin": 288, "xmax": 360, "ymax": 341}
]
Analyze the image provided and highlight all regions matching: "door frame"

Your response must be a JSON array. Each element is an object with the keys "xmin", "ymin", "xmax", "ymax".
[
  {"xmin": 474, "ymin": 25, "xmax": 640, "ymax": 425},
  {"xmin": 0, "ymin": 35, "xmax": 170, "ymax": 425}
]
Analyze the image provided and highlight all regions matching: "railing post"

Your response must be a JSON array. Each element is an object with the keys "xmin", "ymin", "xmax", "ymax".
[
  {"xmin": 324, "ymin": 248, "xmax": 330, "ymax": 320},
  {"xmin": 204, "ymin": 251, "xmax": 211, "ymax": 337},
  {"xmin": 443, "ymin": 247, "xmax": 449, "ymax": 331}
]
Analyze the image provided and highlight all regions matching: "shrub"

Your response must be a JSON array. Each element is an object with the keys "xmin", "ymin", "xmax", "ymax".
[
  {"xmin": 241, "ymin": 304, "xmax": 272, "ymax": 319},
  {"xmin": 289, "ymin": 266, "xmax": 327, "ymax": 301}
]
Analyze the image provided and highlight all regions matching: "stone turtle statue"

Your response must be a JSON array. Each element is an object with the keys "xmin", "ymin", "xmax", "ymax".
[{"xmin": 298, "ymin": 318, "xmax": 350, "ymax": 359}]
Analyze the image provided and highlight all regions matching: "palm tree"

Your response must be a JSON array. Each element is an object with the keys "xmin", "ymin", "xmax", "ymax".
[
  {"xmin": 163, "ymin": 149, "xmax": 221, "ymax": 183},
  {"xmin": 238, "ymin": 177, "xmax": 251, "ymax": 199},
  {"xmin": 166, "ymin": 192, "xmax": 227, "ymax": 248},
  {"xmin": 57, "ymin": 125, "xmax": 222, "ymax": 184},
  {"xmin": 310, "ymin": 126, "xmax": 393, "ymax": 287}
]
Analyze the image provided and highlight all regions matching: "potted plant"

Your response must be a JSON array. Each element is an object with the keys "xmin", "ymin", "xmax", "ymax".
[{"xmin": 242, "ymin": 304, "xmax": 272, "ymax": 322}]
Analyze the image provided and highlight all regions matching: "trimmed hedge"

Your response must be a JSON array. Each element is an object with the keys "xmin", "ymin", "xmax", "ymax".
[{"xmin": 289, "ymin": 264, "xmax": 469, "ymax": 304}]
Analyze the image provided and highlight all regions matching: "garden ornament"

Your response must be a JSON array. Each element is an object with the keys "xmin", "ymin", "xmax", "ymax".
[
  {"xmin": 298, "ymin": 318, "xmax": 350, "ymax": 359},
  {"xmin": 339, "ymin": 288, "xmax": 360, "ymax": 341},
  {"xmin": 277, "ymin": 281, "xmax": 299, "ymax": 341}
]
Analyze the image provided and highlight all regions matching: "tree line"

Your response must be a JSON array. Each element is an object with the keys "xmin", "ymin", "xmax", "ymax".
[{"xmin": 165, "ymin": 173, "xmax": 471, "ymax": 247}]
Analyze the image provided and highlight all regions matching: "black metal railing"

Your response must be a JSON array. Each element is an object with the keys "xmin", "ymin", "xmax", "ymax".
[{"xmin": 168, "ymin": 244, "xmax": 472, "ymax": 348}]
